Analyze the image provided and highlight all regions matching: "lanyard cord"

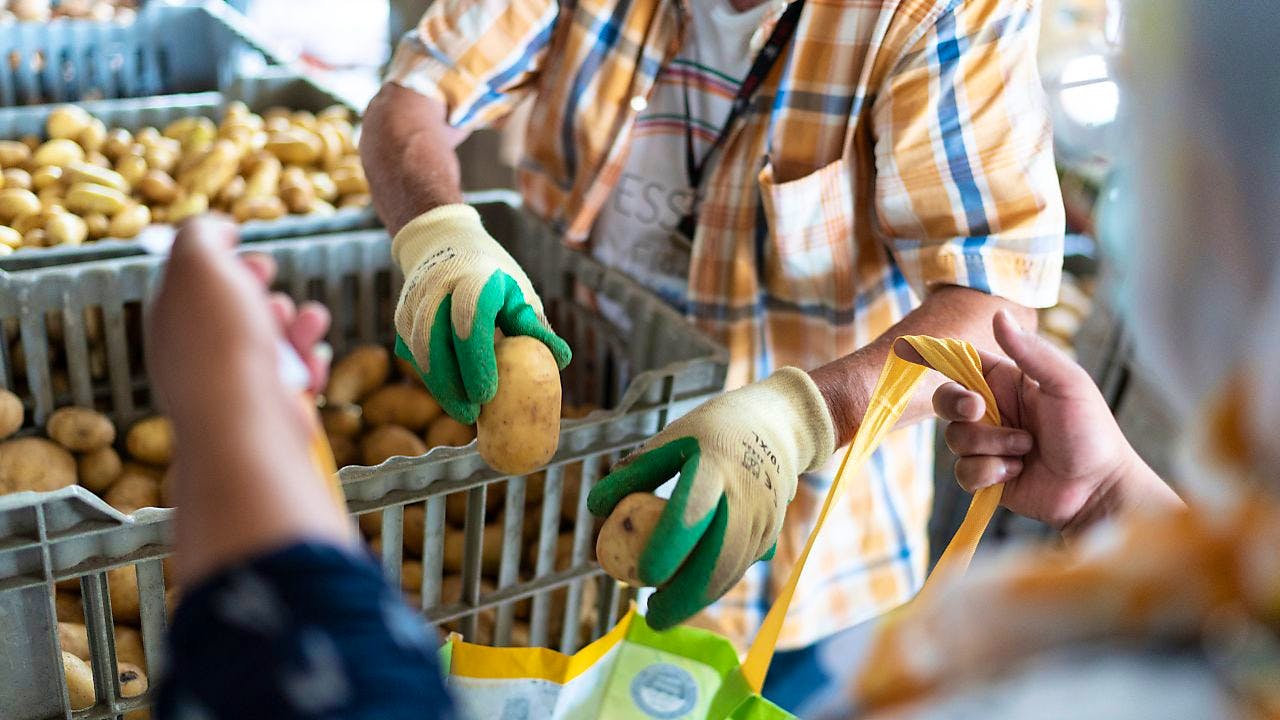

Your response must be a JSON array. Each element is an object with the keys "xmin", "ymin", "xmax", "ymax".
[{"xmin": 674, "ymin": 0, "xmax": 805, "ymax": 240}]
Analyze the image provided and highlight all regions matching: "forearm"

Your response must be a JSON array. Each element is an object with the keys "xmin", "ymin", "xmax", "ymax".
[
  {"xmin": 810, "ymin": 286, "xmax": 1037, "ymax": 447},
  {"xmin": 360, "ymin": 83, "xmax": 469, "ymax": 236}
]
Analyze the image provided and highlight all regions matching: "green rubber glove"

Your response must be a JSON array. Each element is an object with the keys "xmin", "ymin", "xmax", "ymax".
[
  {"xmin": 393, "ymin": 205, "xmax": 571, "ymax": 424},
  {"xmin": 587, "ymin": 368, "xmax": 836, "ymax": 630}
]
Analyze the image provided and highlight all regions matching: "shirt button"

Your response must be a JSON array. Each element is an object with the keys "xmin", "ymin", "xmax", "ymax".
[{"xmin": 629, "ymin": 95, "xmax": 648, "ymax": 112}]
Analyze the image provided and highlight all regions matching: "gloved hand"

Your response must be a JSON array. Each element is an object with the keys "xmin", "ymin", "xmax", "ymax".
[
  {"xmin": 393, "ymin": 204, "xmax": 571, "ymax": 424},
  {"xmin": 587, "ymin": 368, "xmax": 837, "ymax": 629}
]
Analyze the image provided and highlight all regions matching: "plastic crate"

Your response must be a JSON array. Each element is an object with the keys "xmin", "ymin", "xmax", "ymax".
[
  {"xmin": 0, "ymin": 73, "xmax": 379, "ymax": 273},
  {"xmin": 0, "ymin": 1, "xmax": 282, "ymax": 107},
  {"xmin": 0, "ymin": 195, "xmax": 729, "ymax": 720}
]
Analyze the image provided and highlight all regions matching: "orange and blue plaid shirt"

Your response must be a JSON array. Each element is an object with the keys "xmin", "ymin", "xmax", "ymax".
[{"xmin": 387, "ymin": 0, "xmax": 1063, "ymax": 650}]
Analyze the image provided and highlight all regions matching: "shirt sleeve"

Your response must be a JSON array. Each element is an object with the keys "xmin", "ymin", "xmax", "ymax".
[
  {"xmin": 384, "ymin": 0, "xmax": 560, "ymax": 133},
  {"xmin": 155, "ymin": 542, "xmax": 453, "ymax": 720},
  {"xmin": 872, "ymin": 0, "xmax": 1064, "ymax": 309}
]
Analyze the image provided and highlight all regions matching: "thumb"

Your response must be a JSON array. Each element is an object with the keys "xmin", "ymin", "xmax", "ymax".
[{"xmin": 992, "ymin": 309, "xmax": 1089, "ymax": 396}]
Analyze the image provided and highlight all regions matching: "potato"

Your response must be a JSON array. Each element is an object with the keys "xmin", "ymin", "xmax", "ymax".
[
  {"xmin": 339, "ymin": 193, "xmax": 371, "ymax": 209},
  {"xmin": 327, "ymin": 433, "xmax": 358, "ymax": 468},
  {"xmin": 120, "ymin": 461, "xmax": 164, "ymax": 483},
  {"xmin": 331, "ymin": 164, "xmax": 368, "ymax": 196},
  {"xmin": 46, "ymin": 212, "xmax": 88, "ymax": 246},
  {"xmin": 3, "ymin": 168, "xmax": 33, "ymax": 191},
  {"xmin": 242, "ymin": 154, "xmax": 281, "ymax": 198},
  {"xmin": 125, "ymin": 416, "xmax": 174, "ymax": 465},
  {"xmin": 138, "ymin": 170, "xmax": 178, "ymax": 204},
  {"xmin": 118, "ymin": 661, "xmax": 147, "ymax": 699},
  {"xmin": 320, "ymin": 403, "xmax": 362, "ymax": 437},
  {"xmin": 67, "ymin": 162, "xmax": 129, "ymax": 194},
  {"xmin": 78, "ymin": 446, "xmax": 122, "ymax": 493},
  {"xmin": 444, "ymin": 485, "xmax": 503, "ymax": 527},
  {"xmin": 47, "ymin": 406, "xmax": 115, "ymax": 451},
  {"xmin": 47, "ymin": 106, "xmax": 93, "ymax": 141},
  {"xmin": 107, "ymin": 565, "xmax": 140, "ymax": 624},
  {"xmin": 476, "ymin": 337, "xmax": 561, "ymax": 474},
  {"xmin": 325, "ymin": 345, "xmax": 389, "ymax": 404},
  {"xmin": 62, "ymin": 651, "xmax": 96, "ymax": 710},
  {"xmin": 105, "ymin": 475, "xmax": 160, "ymax": 514},
  {"xmin": 57, "ymin": 622, "xmax": 146, "ymax": 670},
  {"xmin": 108, "ymin": 203, "xmax": 151, "ymax": 240},
  {"xmin": 0, "ymin": 141, "xmax": 31, "ymax": 168},
  {"xmin": 180, "ymin": 140, "xmax": 241, "ymax": 197},
  {"xmin": 0, "ymin": 188, "xmax": 41, "ymax": 222},
  {"xmin": 425, "ymin": 416, "xmax": 475, "ymax": 448},
  {"xmin": 0, "ymin": 437, "xmax": 77, "ymax": 494},
  {"xmin": 33, "ymin": 139, "xmax": 85, "ymax": 168},
  {"xmin": 265, "ymin": 130, "xmax": 322, "ymax": 165},
  {"xmin": 0, "ymin": 225, "xmax": 21, "ymax": 250},
  {"xmin": 79, "ymin": 119, "xmax": 108, "ymax": 155},
  {"xmin": 361, "ymin": 503, "xmax": 429, "ymax": 555},
  {"xmin": 279, "ymin": 166, "xmax": 315, "ymax": 214},
  {"xmin": 55, "ymin": 591, "xmax": 84, "ymax": 624},
  {"xmin": 596, "ymin": 493, "xmax": 666, "ymax": 587},
  {"xmin": 360, "ymin": 425, "xmax": 427, "ymax": 466},
  {"xmin": 101, "ymin": 129, "xmax": 134, "ymax": 162},
  {"xmin": 309, "ymin": 171, "xmax": 338, "ymax": 202},
  {"xmin": 167, "ymin": 192, "xmax": 208, "ymax": 224},
  {"xmin": 0, "ymin": 388, "xmax": 21, "ymax": 440},
  {"xmin": 66, "ymin": 183, "xmax": 128, "ymax": 216},
  {"xmin": 362, "ymin": 384, "xmax": 442, "ymax": 431},
  {"xmin": 231, "ymin": 195, "xmax": 286, "ymax": 223}
]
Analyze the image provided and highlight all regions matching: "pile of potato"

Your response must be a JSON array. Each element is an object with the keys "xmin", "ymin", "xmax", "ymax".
[
  {"xmin": 0, "ymin": 101, "xmax": 369, "ymax": 255},
  {"xmin": 1037, "ymin": 272, "xmax": 1095, "ymax": 357},
  {"xmin": 0, "ymin": 0, "xmax": 139, "ymax": 23}
]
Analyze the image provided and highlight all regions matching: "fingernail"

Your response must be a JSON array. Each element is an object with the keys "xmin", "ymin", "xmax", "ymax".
[
  {"xmin": 957, "ymin": 396, "xmax": 978, "ymax": 419},
  {"xmin": 998, "ymin": 308, "xmax": 1024, "ymax": 335},
  {"xmin": 313, "ymin": 342, "xmax": 333, "ymax": 367},
  {"xmin": 1003, "ymin": 460, "xmax": 1023, "ymax": 478}
]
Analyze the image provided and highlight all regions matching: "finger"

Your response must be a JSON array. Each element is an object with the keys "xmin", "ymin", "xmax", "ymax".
[
  {"xmin": 892, "ymin": 338, "xmax": 929, "ymax": 368},
  {"xmin": 638, "ymin": 445, "xmax": 722, "ymax": 586},
  {"xmin": 268, "ymin": 294, "xmax": 296, "ymax": 329},
  {"xmin": 451, "ymin": 273, "xmax": 501, "ymax": 404},
  {"xmin": 288, "ymin": 302, "xmax": 330, "ymax": 355},
  {"xmin": 645, "ymin": 497, "xmax": 729, "ymax": 631},
  {"xmin": 954, "ymin": 455, "xmax": 1023, "ymax": 494},
  {"xmin": 240, "ymin": 252, "xmax": 276, "ymax": 287},
  {"xmin": 993, "ymin": 309, "xmax": 1090, "ymax": 396},
  {"xmin": 943, "ymin": 422, "xmax": 1033, "ymax": 458},
  {"xmin": 933, "ymin": 382, "xmax": 985, "ymax": 422},
  {"xmin": 497, "ymin": 298, "xmax": 572, "ymax": 370},
  {"xmin": 587, "ymin": 436, "xmax": 698, "ymax": 517},
  {"xmin": 413, "ymin": 298, "xmax": 479, "ymax": 424}
]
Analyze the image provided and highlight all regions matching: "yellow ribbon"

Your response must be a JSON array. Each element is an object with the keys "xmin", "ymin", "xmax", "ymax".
[{"xmin": 740, "ymin": 336, "xmax": 1003, "ymax": 691}]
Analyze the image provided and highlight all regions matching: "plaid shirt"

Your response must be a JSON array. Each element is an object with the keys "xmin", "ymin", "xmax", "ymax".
[{"xmin": 388, "ymin": 0, "xmax": 1063, "ymax": 650}]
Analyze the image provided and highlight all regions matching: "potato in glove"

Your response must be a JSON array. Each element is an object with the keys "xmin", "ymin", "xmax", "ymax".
[
  {"xmin": 393, "ymin": 204, "xmax": 571, "ymax": 424},
  {"xmin": 588, "ymin": 368, "xmax": 836, "ymax": 630}
]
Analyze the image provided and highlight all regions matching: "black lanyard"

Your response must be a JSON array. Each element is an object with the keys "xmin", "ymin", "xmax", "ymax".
[{"xmin": 675, "ymin": 0, "xmax": 805, "ymax": 240}]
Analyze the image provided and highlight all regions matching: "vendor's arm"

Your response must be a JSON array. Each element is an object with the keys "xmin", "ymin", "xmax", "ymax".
[
  {"xmin": 811, "ymin": 285, "xmax": 1035, "ymax": 447},
  {"xmin": 360, "ymin": 0, "xmax": 569, "ymax": 424}
]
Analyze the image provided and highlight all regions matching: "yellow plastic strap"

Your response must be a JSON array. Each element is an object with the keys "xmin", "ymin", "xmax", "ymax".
[{"xmin": 740, "ymin": 336, "xmax": 1002, "ymax": 692}]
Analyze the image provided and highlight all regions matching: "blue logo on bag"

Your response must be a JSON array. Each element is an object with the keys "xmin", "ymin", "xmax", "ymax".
[{"xmin": 630, "ymin": 663, "xmax": 698, "ymax": 718}]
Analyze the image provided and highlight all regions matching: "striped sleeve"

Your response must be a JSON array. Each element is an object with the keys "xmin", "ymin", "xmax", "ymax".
[
  {"xmin": 384, "ymin": 0, "xmax": 560, "ymax": 132},
  {"xmin": 872, "ymin": 0, "xmax": 1064, "ymax": 309}
]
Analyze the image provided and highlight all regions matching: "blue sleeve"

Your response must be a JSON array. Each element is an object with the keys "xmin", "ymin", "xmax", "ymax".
[{"xmin": 155, "ymin": 542, "xmax": 454, "ymax": 720}]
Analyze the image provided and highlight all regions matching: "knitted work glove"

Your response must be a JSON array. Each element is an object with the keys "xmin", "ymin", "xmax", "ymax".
[
  {"xmin": 392, "ymin": 205, "xmax": 571, "ymax": 423},
  {"xmin": 587, "ymin": 368, "xmax": 836, "ymax": 629}
]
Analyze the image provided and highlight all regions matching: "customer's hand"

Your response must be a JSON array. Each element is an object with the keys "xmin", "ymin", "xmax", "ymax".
[
  {"xmin": 587, "ymin": 369, "xmax": 836, "ymax": 629},
  {"xmin": 392, "ymin": 205, "xmax": 571, "ymax": 424},
  {"xmin": 147, "ymin": 217, "xmax": 351, "ymax": 587},
  {"xmin": 921, "ymin": 310, "xmax": 1181, "ymax": 536}
]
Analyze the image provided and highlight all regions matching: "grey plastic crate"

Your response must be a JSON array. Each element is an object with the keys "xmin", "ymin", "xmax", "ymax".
[
  {"xmin": 0, "ymin": 194, "xmax": 728, "ymax": 719},
  {"xmin": 0, "ymin": 73, "xmax": 378, "ymax": 273},
  {"xmin": 0, "ymin": 1, "xmax": 281, "ymax": 107}
]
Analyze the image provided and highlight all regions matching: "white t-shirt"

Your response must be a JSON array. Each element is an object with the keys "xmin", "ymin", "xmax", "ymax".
[{"xmin": 590, "ymin": 0, "xmax": 775, "ymax": 315}]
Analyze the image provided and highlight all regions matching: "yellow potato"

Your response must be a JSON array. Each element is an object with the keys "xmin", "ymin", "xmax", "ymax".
[
  {"xmin": 320, "ymin": 403, "xmax": 363, "ymax": 437},
  {"xmin": 231, "ymin": 195, "xmax": 286, "ymax": 223},
  {"xmin": 325, "ymin": 345, "xmax": 390, "ymax": 404},
  {"xmin": 360, "ymin": 424, "xmax": 427, "ymax": 466},
  {"xmin": 66, "ymin": 183, "xmax": 128, "ymax": 215},
  {"xmin": 3, "ymin": 168, "xmax": 33, "ymax": 191},
  {"xmin": 32, "ymin": 139, "xmax": 85, "ymax": 168},
  {"xmin": 62, "ymin": 650, "xmax": 96, "ymax": 710},
  {"xmin": 57, "ymin": 622, "xmax": 147, "ymax": 671},
  {"xmin": 180, "ymin": 140, "xmax": 241, "ymax": 197},
  {"xmin": 265, "ymin": 129, "xmax": 322, "ymax": 165},
  {"xmin": 327, "ymin": 433, "xmax": 358, "ymax": 468},
  {"xmin": 331, "ymin": 164, "xmax": 368, "ymax": 196},
  {"xmin": 0, "ymin": 437, "xmax": 77, "ymax": 494},
  {"xmin": 100, "ymin": 129, "xmax": 134, "ymax": 161},
  {"xmin": 137, "ymin": 170, "xmax": 178, "ymax": 204},
  {"xmin": 425, "ymin": 415, "xmax": 475, "ymax": 448},
  {"xmin": 167, "ymin": 192, "xmax": 208, "ymax": 224},
  {"xmin": 279, "ymin": 166, "xmax": 315, "ymax": 214},
  {"xmin": 0, "ymin": 388, "xmax": 22, "ymax": 439},
  {"xmin": 476, "ymin": 337, "xmax": 562, "ymax": 474},
  {"xmin": 596, "ymin": 493, "xmax": 666, "ymax": 586},
  {"xmin": 214, "ymin": 174, "xmax": 246, "ymax": 209},
  {"xmin": 79, "ymin": 118, "xmax": 108, "ymax": 155},
  {"xmin": 108, "ymin": 203, "xmax": 151, "ymax": 240},
  {"xmin": 78, "ymin": 446, "xmax": 122, "ymax": 493},
  {"xmin": 45, "ymin": 212, "xmax": 88, "ymax": 247},
  {"xmin": 107, "ymin": 564, "xmax": 140, "ymax": 624},
  {"xmin": 339, "ymin": 193, "xmax": 371, "ymax": 209},
  {"xmin": 0, "ymin": 188, "xmax": 41, "ymax": 222},
  {"xmin": 362, "ymin": 384, "xmax": 442, "ymax": 431},
  {"xmin": 46, "ymin": 106, "xmax": 93, "ymax": 141},
  {"xmin": 115, "ymin": 154, "xmax": 149, "ymax": 188},
  {"xmin": 56, "ymin": 591, "xmax": 84, "ymax": 624},
  {"xmin": 125, "ymin": 416, "xmax": 174, "ymax": 466},
  {"xmin": 66, "ymin": 162, "xmax": 129, "ymax": 194},
  {"xmin": 47, "ymin": 406, "xmax": 115, "ymax": 451},
  {"xmin": 104, "ymin": 475, "xmax": 160, "ymax": 514},
  {"xmin": 309, "ymin": 171, "xmax": 338, "ymax": 202},
  {"xmin": 0, "ymin": 226, "xmax": 20, "ymax": 250},
  {"xmin": 0, "ymin": 140, "xmax": 31, "ymax": 168},
  {"xmin": 242, "ymin": 154, "xmax": 281, "ymax": 198}
]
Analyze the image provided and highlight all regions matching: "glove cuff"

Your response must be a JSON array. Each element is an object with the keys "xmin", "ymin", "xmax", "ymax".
[
  {"xmin": 391, "ymin": 203, "xmax": 487, "ymax": 274},
  {"xmin": 763, "ymin": 367, "xmax": 838, "ymax": 473}
]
